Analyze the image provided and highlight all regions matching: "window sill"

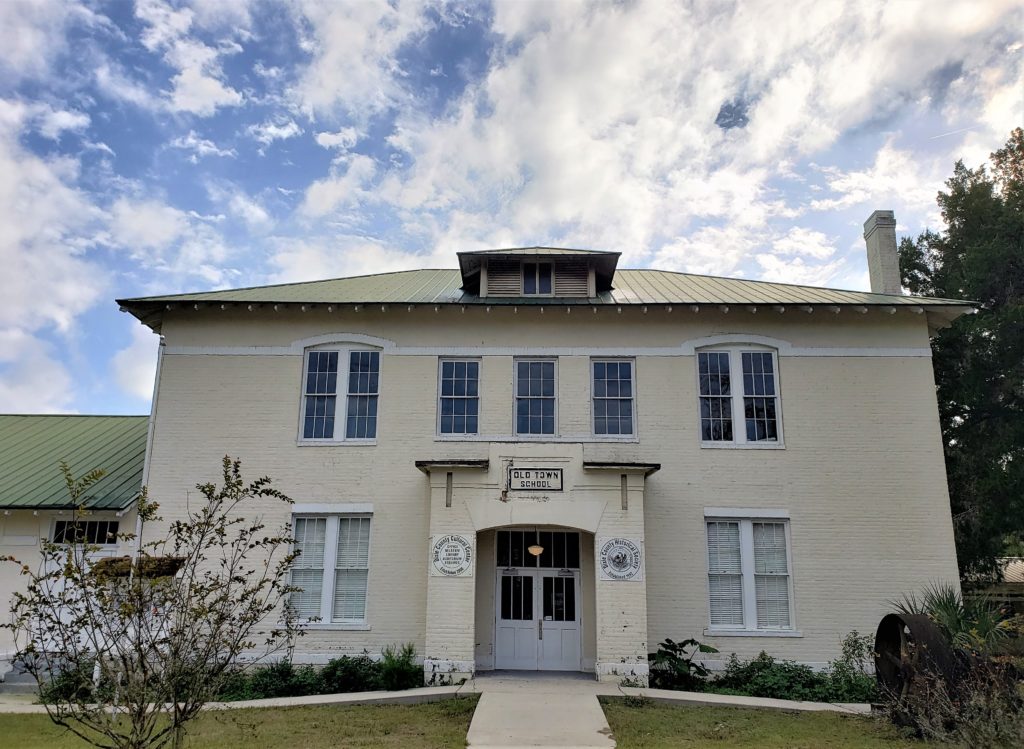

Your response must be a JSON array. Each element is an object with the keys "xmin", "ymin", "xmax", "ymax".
[
  {"xmin": 296, "ymin": 439, "xmax": 377, "ymax": 447},
  {"xmin": 704, "ymin": 628, "xmax": 802, "ymax": 638},
  {"xmin": 700, "ymin": 441, "xmax": 785, "ymax": 450},
  {"xmin": 434, "ymin": 435, "xmax": 639, "ymax": 444},
  {"xmin": 302, "ymin": 623, "xmax": 371, "ymax": 631}
]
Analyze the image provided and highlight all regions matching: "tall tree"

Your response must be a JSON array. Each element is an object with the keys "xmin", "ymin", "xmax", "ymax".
[{"xmin": 899, "ymin": 127, "xmax": 1024, "ymax": 581}]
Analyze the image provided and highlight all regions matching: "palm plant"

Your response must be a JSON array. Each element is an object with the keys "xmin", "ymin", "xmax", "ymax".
[{"xmin": 890, "ymin": 582, "xmax": 1010, "ymax": 651}]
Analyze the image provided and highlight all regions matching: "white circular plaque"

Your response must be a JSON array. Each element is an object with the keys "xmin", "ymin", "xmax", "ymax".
[
  {"xmin": 430, "ymin": 534, "xmax": 474, "ymax": 577},
  {"xmin": 599, "ymin": 538, "xmax": 643, "ymax": 581}
]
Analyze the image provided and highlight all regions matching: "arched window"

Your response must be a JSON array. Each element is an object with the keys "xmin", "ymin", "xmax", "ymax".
[
  {"xmin": 299, "ymin": 344, "xmax": 381, "ymax": 442},
  {"xmin": 696, "ymin": 345, "xmax": 783, "ymax": 447}
]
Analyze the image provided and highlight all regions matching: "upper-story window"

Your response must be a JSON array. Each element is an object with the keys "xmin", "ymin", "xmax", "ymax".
[
  {"xmin": 522, "ymin": 262, "xmax": 553, "ymax": 295},
  {"xmin": 515, "ymin": 359, "xmax": 556, "ymax": 435},
  {"xmin": 439, "ymin": 359, "xmax": 480, "ymax": 435},
  {"xmin": 592, "ymin": 359, "xmax": 635, "ymax": 436},
  {"xmin": 697, "ymin": 347, "xmax": 782, "ymax": 446},
  {"xmin": 301, "ymin": 348, "xmax": 380, "ymax": 441}
]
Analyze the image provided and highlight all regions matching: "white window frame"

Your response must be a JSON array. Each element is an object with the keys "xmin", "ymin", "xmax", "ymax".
[
  {"xmin": 521, "ymin": 261, "xmax": 555, "ymax": 296},
  {"xmin": 291, "ymin": 513, "xmax": 372, "ymax": 629},
  {"xmin": 703, "ymin": 511, "xmax": 798, "ymax": 637},
  {"xmin": 298, "ymin": 344, "xmax": 382, "ymax": 445},
  {"xmin": 590, "ymin": 358, "xmax": 637, "ymax": 438},
  {"xmin": 437, "ymin": 358, "xmax": 481, "ymax": 436},
  {"xmin": 50, "ymin": 517, "xmax": 122, "ymax": 547},
  {"xmin": 513, "ymin": 358, "xmax": 559, "ymax": 437},
  {"xmin": 695, "ymin": 345, "xmax": 784, "ymax": 449}
]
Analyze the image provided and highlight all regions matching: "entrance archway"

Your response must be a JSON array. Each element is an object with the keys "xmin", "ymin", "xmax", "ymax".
[{"xmin": 475, "ymin": 526, "xmax": 596, "ymax": 673}]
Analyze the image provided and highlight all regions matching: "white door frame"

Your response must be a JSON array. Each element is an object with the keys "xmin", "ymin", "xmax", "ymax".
[{"xmin": 492, "ymin": 528, "xmax": 583, "ymax": 671}]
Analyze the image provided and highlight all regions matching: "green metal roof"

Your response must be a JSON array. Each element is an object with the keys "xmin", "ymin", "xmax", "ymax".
[
  {"xmin": 118, "ymin": 268, "xmax": 971, "ymax": 309},
  {"xmin": 0, "ymin": 415, "xmax": 147, "ymax": 510}
]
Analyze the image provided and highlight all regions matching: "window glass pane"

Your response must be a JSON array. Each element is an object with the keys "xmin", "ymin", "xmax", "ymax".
[
  {"xmin": 707, "ymin": 521, "xmax": 743, "ymax": 627},
  {"xmin": 291, "ymin": 517, "xmax": 327, "ymax": 619},
  {"xmin": 698, "ymin": 352, "xmax": 733, "ymax": 441},
  {"xmin": 756, "ymin": 575, "xmax": 791, "ymax": 628},
  {"xmin": 538, "ymin": 263, "xmax": 552, "ymax": 294},
  {"xmin": 523, "ymin": 263, "xmax": 537, "ymax": 294},
  {"xmin": 516, "ymin": 360, "xmax": 556, "ymax": 434},
  {"xmin": 753, "ymin": 522, "xmax": 787, "ymax": 574},
  {"xmin": 592, "ymin": 360, "xmax": 634, "ymax": 435},
  {"xmin": 439, "ymin": 359, "xmax": 480, "ymax": 435},
  {"xmin": 303, "ymin": 352, "xmax": 340, "ymax": 439},
  {"xmin": 742, "ymin": 352, "xmax": 779, "ymax": 442},
  {"xmin": 333, "ymin": 570, "xmax": 367, "ymax": 620}
]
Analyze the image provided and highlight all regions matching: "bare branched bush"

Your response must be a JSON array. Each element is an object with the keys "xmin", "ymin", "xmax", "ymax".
[{"xmin": 3, "ymin": 457, "xmax": 303, "ymax": 749}]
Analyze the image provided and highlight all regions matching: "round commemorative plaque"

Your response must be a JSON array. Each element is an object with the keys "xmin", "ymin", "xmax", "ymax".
[
  {"xmin": 430, "ymin": 534, "xmax": 474, "ymax": 577},
  {"xmin": 598, "ymin": 537, "xmax": 643, "ymax": 581}
]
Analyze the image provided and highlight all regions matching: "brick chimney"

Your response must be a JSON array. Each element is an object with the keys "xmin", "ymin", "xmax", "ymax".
[{"xmin": 863, "ymin": 210, "xmax": 902, "ymax": 295}]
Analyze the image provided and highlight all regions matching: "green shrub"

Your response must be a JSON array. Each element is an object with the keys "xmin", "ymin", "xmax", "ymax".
[
  {"xmin": 38, "ymin": 660, "xmax": 112, "ymax": 704},
  {"xmin": 712, "ymin": 652, "xmax": 827, "ymax": 701},
  {"xmin": 247, "ymin": 661, "xmax": 323, "ymax": 698},
  {"xmin": 320, "ymin": 654, "xmax": 380, "ymax": 693},
  {"xmin": 377, "ymin": 643, "xmax": 422, "ymax": 691},
  {"xmin": 648, "ymin": 638, "xmax": 718, "ymax": 691},
  {"xmin": 212, "ymin": 646, "xmax": 422, "ymax": 701}
]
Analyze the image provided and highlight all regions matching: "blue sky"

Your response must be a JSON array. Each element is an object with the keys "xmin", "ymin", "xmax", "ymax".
[{"xmin": 0, "ymin": 0, "xmax": 1021, "ymax": 415}]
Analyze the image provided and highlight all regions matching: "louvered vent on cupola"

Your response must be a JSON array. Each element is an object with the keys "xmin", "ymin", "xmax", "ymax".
[
  {"xmin": 483, "ymin": 259, "xmax": 522, "ymax": 296},
  {"xmin": 483, "ymin": 258, "xmax": 594, "ymax": 297},
  {"xmin": 554, "ymin": 259, "xmax": 590, "ymax": 296}
]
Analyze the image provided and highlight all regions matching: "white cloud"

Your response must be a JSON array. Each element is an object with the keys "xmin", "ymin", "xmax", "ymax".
[
  {"xmin": 95, "ymin": 62, "xmax": 162, "ymax": 110},
  {"xmin": 247, "ymin": 118, "xmax": 303, "ymax": 146},
  {"xmin": 771, "ymin": 227, "xmax": 837, "ymax": 260},
  {"xmin": 109, "ymin": 198, "xmax": 189, "ymax": 250},
  {"xmin": 34, "ymin": 105, "xmax": 90, "ymax": 140},
  {"xmin": 134, "ymin": 0, "xmax": 244, "ymax": 116},
  {"xmin": 810, "ymin": 142, "xmax": 943, "ymax": 212},
  {"xmin": 300, "ymin": 154, "xmax": 378, "ymax": 217},
  {"xmin": 291, "ymin": 0, "xmax": 433, "ymax": 117},
  {"xmin": 268, "ymin": 237, "xmax": 431, "ymax": 284},
  {"xmin": 169, "ymin": 130, "xmax": 237, "ymax": 161},
  {"xmin": 315, "ymin": 127, "xmax": 360, "ymax": 150},
  {"xmin": 0, "ymin": 0, "xmax": 74, "ymax": 82},
  {"xmin": 755, "ymin": 254, "xmax": 845, "ymax": 287},
  {"xmin": 0, "ymin": 330, "xmax": 76, "ymax": 413},
  {"xmin": 111, "ymin": 323, "xmax": 159, "ymax": 402}
]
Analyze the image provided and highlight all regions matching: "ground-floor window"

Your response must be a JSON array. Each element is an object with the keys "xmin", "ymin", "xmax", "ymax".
[
  {"xmin": 290, "ymin": 514, "xmax": 371, "ymax": 624},
  {"xmin": 706, "ymin": 518, "xmax": 792, "ymax": 631}
]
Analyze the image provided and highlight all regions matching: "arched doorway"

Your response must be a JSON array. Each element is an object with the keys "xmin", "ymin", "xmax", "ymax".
[{"xmin": 476, "ymin": 526, "xmax": 596, "ymax": 672}]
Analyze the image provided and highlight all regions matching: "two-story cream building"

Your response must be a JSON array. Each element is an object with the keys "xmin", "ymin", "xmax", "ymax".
[{"xmin": 116, "ymin": 210, "xmax": 970, "ymax": 683}]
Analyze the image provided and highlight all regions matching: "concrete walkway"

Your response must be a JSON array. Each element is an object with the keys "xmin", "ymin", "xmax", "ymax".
[{"xmin": 463, "ymin": 672, "xmax": 615, "ymax": 749}]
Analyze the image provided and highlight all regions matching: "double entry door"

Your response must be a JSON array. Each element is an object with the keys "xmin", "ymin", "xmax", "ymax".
[{"xmin": 495, "ymin": 568, "xmax": 581, "ymax": 671}]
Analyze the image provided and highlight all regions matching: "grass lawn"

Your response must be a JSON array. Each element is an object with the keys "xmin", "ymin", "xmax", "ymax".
[
  {"xmin": 600, "ymin": 697, "xmax": 929, "ymax": 749},
  {"xmin": 0, "ymin": 696, "xmax": 479, "ymax": 748}
]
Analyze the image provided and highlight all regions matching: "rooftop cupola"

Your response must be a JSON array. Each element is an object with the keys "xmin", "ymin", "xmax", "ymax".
[{"xmin": 457, "ymin": 247, "xmax": 620, "ymax": 299}]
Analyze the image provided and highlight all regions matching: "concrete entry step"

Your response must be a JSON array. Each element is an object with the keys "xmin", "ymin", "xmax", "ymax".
[{"xmin": 465, "ymin": 672, "xmax": 615, "ymax": 748}]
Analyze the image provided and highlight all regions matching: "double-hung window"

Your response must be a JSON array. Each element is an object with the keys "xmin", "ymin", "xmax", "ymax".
[
  {"xmin": 706, "ymin": 518, "xmax": 793, "ymax": 632},
  {"xmin": 522, "ymin": 262, "xmax": 553, "ymax": 295},
  {"xmin": 697, "ymin": 348, "xmax": 781, "ymax": 446},
  {"xmin": 301, "ymin": 348, "xmax": 380, "ymax": 441},
  {"xmin": 439, "ymin": 359, "xmax": 480, "ymax": 435},
  {"xmin": 291, "ymin": 515, "xmax": 371, "ymax": 624},
  {"xmin": 592, "ymin": 360, "xmax": 635, "ymax": 436},
  {"xmin": 515, "ymin": 360, "xmax": 556, "ymax": 435}
]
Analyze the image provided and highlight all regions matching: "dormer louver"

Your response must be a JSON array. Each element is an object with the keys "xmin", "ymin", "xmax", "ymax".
[{"xmin": 457, "ymin": 247, "xmax": 620, "ymax": 299}]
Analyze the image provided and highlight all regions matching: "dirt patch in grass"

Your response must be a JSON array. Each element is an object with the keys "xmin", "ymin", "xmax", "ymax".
[
  {"xmin": 0, "ymin": 696, "xmax": 479, "ymax": 749},
  {"xmin": 600, "ymin": 697, "xmax": 929, "ymax": 749}
]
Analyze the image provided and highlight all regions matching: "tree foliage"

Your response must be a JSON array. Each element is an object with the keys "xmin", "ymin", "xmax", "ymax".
[
  {"xmin": 2, "ymin": 457, "xmax": 302, "ymax": 749},
  {"xmin": 899, "ymin": 127, "xmax": 1024, "ymax": 579}
]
